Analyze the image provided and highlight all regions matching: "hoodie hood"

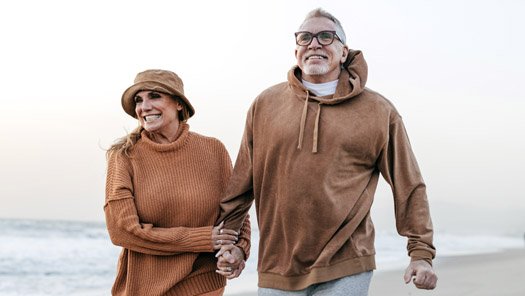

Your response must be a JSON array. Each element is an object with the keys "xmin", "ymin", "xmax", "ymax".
[
  {"xmin": 287, "ymin": 49, "xmax": 368, "ymax": 153},
  {"xmin": 288, "ymin": 49, "xmax": 368, "ymax": 105}
]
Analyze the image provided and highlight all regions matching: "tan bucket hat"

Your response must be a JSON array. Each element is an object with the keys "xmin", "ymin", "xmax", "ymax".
[{"xmin": 121, "ymin": 69, "xmax": 195, "ymax": 119}]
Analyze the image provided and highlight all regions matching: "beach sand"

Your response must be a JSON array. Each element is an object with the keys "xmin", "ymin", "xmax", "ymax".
[
  {"xmin": 369, "ymin": 248, "xmax": 525, "ymax": 296},
  {"xmin": 228, "ymin": 248, "xmax": 525, "ymax": 296}
]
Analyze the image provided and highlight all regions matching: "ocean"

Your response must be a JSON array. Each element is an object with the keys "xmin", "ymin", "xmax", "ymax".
[{"xmin": 0, "ymin": 218, "xmax": 522, "ymax": 295}]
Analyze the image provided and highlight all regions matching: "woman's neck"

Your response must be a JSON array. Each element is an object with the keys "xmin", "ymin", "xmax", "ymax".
[{"xmin": 148, "ymin": 122, "xmax": 182, "ymax": 144}]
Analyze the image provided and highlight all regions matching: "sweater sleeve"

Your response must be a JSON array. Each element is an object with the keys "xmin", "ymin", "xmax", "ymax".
[
  {"xmin": 104, "ymin": 151, "xmax": 214, "ymax": 255},
  {"xmin": 216, "ymin": 141, "xmax": 252, "ymax": 260},
  {"xmin": 217, "ymin": 104, "xmax": 256, "ymax": 232},
  {"xmin": 235, "ymin": 213, "xmax": 251, "ymax": 260},
  {"xmin": 377, "ymin": 117, "xmax": 436, "ymax": 265}
]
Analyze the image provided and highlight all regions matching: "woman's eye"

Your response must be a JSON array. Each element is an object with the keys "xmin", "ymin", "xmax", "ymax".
[
  {"xmin": 149, "ymin": 92, "xmax": 161, "ymax": 99},
  {"xmin": 134, "ymin": 96, "xmax": 143, "ymax": 103}
]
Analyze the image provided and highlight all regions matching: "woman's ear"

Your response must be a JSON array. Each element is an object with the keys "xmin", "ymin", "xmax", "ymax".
[{"xmin": 175, "ymin": 101, "xmax": 183, "ymax": 111}]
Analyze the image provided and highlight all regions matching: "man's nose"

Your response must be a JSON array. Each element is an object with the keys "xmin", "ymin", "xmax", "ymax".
[{"xmin": 308, "ymin": 37, "xmax": 322, "ymax": 49}]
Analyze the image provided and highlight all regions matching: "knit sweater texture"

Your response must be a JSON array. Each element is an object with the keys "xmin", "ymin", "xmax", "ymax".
[
  {"xmin": 218, "ymin": 50, "xmax": 435, "ymax": 290},
  {"xmin": 105, "ymin": 123, "xmax": 250, "ymax": 296}
]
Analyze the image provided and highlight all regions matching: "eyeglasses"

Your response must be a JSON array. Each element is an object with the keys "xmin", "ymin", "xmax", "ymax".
[{"xmin": 294, "ymin": 30, "xmax": 341, "ymax": 46}]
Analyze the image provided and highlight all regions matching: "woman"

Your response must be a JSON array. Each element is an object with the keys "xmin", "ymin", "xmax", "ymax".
[{"xmin": 105, "ymin": 69, "xmax": 250, "ymax": 296}]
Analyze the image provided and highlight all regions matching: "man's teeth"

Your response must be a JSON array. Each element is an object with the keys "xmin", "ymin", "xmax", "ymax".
[
  {"xmin": 308, "ymin": 55, "xmax": 325, "ymax": 59},
  {"xmin": 144, "ymin": 115, "xmax": 161, "ymax": 122}
]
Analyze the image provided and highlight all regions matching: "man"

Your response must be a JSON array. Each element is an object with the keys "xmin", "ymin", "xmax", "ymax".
[{"xmin": 217, "ymin": 8, "xmax": 437, "ymax": 295}]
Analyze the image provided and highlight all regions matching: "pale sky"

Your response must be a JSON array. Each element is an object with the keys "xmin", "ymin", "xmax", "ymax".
[{"xmin": 0, "ymin": 0, "xmax": 523, "ymax": 235}]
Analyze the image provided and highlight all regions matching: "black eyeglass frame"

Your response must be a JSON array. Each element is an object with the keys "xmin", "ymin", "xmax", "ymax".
[{"xmin": 294, "ymin": 30, "xmax": 342, "ymax": 46}]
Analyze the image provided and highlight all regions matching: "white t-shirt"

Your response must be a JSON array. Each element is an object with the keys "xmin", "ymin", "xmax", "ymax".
[{"xmin": 302, "ymin": 79, "xmax": 339, "ymax": 96}]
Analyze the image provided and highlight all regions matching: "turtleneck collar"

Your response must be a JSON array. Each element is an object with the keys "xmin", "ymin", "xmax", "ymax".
[{"xmin": 140, "ymin": 123, "xmax": 191, "ymax": 152}]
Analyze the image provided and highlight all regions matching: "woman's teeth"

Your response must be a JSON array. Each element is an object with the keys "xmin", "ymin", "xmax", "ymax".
[{"xmin": 144, "ymin": 115, "xmax": 161, "ymax": 122}]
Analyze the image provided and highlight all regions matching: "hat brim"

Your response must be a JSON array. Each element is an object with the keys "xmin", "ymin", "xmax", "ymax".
[{"xmin": 121, "ymin": 81, "xmax": 195, "ymax": 119}]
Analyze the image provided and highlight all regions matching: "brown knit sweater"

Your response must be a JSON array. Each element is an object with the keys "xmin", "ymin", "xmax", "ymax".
[{"xmin": 105, "ymin": 123, "xmax": 250, "ymax": 296}]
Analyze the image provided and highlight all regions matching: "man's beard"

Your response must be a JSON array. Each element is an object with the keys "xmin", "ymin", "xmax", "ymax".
[{"xmin": 303, "ymin": 63, "xmax": 330, "ymax": 76}]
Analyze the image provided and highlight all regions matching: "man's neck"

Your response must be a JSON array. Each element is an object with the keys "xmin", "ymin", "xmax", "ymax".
[
  {"xmin": 302, "ymin": 79, "xmax": 339, "ymax": 96},
  {"xmin": 302, "ymin": 69, "xmax": 341, "ymax": 84}
]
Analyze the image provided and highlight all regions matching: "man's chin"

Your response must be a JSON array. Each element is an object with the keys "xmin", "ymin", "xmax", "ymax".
[{"xmin": 303, "ymin": 65, "xmax": 329, "ymax": 76}]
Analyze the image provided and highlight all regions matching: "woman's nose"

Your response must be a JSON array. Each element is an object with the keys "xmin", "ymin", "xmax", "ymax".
[{"xmin": 141, "ymin": 99, "xmax": 152, "ymax": 110}]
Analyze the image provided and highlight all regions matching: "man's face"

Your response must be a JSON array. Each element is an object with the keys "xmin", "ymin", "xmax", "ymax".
[{"xmin": 295, "ymin": 17, "xmax": 348, "ymax": 83}]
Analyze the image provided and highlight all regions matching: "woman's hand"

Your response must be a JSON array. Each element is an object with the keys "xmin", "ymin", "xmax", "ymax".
[
  {"xmin": 215, "ymin": 245, "xmax": 246, "ymax": 279},
  {"xmin": 211, "ymin": 221, "xmax": 239, "ymax": 250}
]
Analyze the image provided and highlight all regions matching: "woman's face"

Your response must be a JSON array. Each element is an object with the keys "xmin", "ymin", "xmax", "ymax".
[{"xmin": 134, "ymin": 90, "xmax": 182, "ymax": 134}]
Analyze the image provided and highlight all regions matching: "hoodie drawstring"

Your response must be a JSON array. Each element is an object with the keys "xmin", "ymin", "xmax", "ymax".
[
  {"xmin": 297, "ymin": 91, "xmax": 309, "ymax": 150},
  {"xmin": 297, "ymin": 90, "xmax": 321, "ymax": 153},
  {"xmin": 312, "ymin": 103, "xmax": 321, "ymax": 153}
]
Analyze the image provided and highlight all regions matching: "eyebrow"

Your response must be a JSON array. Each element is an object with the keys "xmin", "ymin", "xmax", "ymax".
[
  {"xmin": 147, "ymin": 91, "xmax": 161, "ymax": 97},
  {"xmin": 134, "ymin": 91, "xmax": 163, "ymax": 98}
]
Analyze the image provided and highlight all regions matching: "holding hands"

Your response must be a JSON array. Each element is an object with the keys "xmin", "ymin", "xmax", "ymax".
[
  {"xmin": 212, "ymin": 222, "xmax": 246, "ymax": 279},
  {"xmin": 216, "ymin": 245, "xmax": 246, "ymax": 279}
]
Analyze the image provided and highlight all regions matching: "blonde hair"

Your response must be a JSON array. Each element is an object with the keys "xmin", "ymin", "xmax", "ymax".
[{"xmin": 107, "ymin": 125, "xmax": 144, "ymax": 158}]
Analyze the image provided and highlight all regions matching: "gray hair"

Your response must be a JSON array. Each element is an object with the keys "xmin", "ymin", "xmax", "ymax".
[{"xmin": 300, "ymin": 8, "xmax": 347, "ymax": 45}]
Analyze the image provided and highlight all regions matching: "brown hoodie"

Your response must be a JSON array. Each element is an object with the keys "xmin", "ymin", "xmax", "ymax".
[{"xmin": 218, "ymin": 50, "xmax": 435, "ymax": 290}]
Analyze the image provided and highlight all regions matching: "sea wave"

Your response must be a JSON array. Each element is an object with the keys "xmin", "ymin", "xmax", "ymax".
[{"xmin": 0, "ymin": 219, "xmax": 522, "ymax": 296}]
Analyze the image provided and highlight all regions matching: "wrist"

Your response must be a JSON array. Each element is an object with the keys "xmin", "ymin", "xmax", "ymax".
[{"xmin": 235, "ymin": 238, "xmax": 250, "ymax": 260}]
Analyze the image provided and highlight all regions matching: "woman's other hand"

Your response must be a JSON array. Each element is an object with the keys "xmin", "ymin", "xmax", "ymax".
[{"xmin": 212, "ymin": 221, "xmax": 239, "ymax": 250}]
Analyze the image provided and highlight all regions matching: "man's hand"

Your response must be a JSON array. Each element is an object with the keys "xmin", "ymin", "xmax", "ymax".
[{"xmin": 404, "ymin": 259, "xmax": 437, "ymax": 289}]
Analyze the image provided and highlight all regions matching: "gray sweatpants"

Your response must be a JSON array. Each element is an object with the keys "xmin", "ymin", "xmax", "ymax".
[{"xmin": 258, "ymin": 271, "xmax": 373, "ymax": 296}]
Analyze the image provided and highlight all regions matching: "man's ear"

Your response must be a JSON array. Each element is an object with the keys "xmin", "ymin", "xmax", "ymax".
[{"xmin": 340, "ymin": 45, "xmax": 349, "ymax": 64}]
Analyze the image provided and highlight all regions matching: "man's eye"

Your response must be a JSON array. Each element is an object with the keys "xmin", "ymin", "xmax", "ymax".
[
  {"xmin": 134, "ymin": 96, "xmax": 143, "ymax": 103},
  {"xmin": 299, "ymin": 34, "xmax": 312, "ymax": 42},
  {"xmin": 318, "ymin": 32, "xmax": 333, "ymax": 41}
]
